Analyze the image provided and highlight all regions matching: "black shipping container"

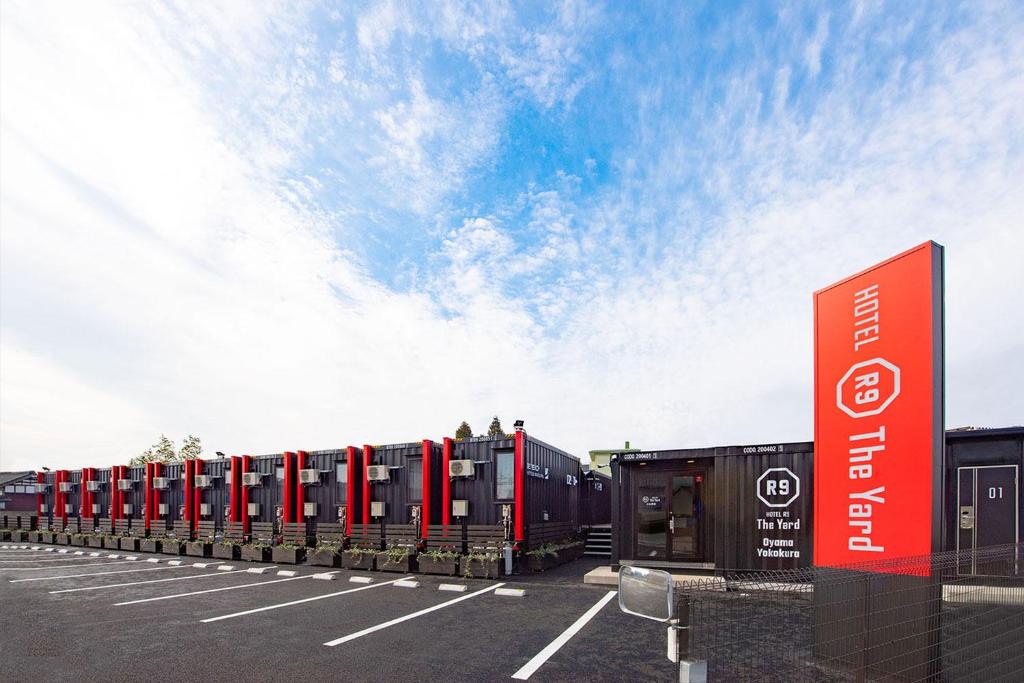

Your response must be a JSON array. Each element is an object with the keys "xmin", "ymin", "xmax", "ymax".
[
  {"xmin": 580, "ymin": 469, "xmax": 612, "ymax": 527},
  {"xmin": 362, "ymin": 441, "xmax": 443, "ymax": 532},
  {"xmin": 611, "ymin": 441, "xmax": 814, "ymax": 572}
]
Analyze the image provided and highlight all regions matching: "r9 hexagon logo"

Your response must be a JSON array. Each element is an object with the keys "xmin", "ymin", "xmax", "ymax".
[
  {"xmin": 757, "ymin": 467, "xmax": 800, "ymax": 508},
  {"xmin": 836, "ymin": 357, "xmax": 900, "ymax": 419}
]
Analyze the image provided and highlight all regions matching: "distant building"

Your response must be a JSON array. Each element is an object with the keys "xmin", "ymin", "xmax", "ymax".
[{"xmin": 0, "ymin": 471, "xmax": 38, "ymax": 511}]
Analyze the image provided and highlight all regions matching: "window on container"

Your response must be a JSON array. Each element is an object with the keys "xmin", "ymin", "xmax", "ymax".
[
  {"xmin": 336, "ymin": 462, "xmax": 348, "ymax": 503},
  {"xmin": 276, "ymin": 466, "xmax": 284, "ymax": 498},
  {"xmin": 496, "ymin": 451, "xmax": 514, "ymax": 500},
  {"xmin": 407, "ymin": 458, "xmax": 422, "ymax": 503}
]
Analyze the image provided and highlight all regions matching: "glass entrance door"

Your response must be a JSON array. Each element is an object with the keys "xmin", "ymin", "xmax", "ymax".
[
  {"xmin": 633, "ymin": 470, "xmax": 705, "ymax": 562},
  {"xmin": 670, "ymin": 475, "xmax": 702, "ymax": 561},
  {"xmin": 635, "ymin": 478, "xmax": 668, "ymax": 560}
]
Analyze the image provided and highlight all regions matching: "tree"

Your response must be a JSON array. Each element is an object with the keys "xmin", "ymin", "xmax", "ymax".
[
  {"xmin": 487, "ymin": 416, "xmax": 504, "ymax": 437},
  {"xmin": 179, "ymin": 435, "xmax": 202, "ymax": 460},
  {"xmin": 455, "ymin": 421, "xmax": 473, "ymax": 439},
  {"xmin": 127, "ymin": 434, "xmax": 201, "ymax": 465}
]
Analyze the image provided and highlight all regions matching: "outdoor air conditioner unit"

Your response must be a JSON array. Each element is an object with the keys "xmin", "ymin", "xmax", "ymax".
[
  {"xmin": 370, "ymin": 501, "xmax": 386, "ymax": 518},
  {"xmin": 123, "ymin": 503, "xmax": 134, "ymax": 515},
  {"xmin": 449, "ymin": 460, "xmax": 475, "ymax": 478},
  {"xmin": 194, "ymin": 475, "xmax": 212, "ymax": 488},
  {"xmin": 152, "ymin": 477, "xmax": 169, "ymax": 490},
  {"xmin": 247, "ymin": 503, "xmax": 260, "ymax": 516},
  {"xmin": 199, "ymin": 503, "xmax": 211, "ymax": 516},
  {"xmin": 303, "ymin": 502, "xmax": 317, "ymax": 517},
  {"xmin": 242, "ymin": 472, "xmax": 262, "ymax": 487},
  {"xmin": 59, "ymin": 482, "xmax": 72, "ymax": 493},
  {"xmin": 299, "ymin": 469, "xmax": 320, "ymax": 485},
  {"xmin": 64, "ymin": 503, "xmax": 73, "ymax": 514},
  {"xmin": 86, "ymin": 480, "xmax": 102, "ymax": 492},
  {"xmin": 91, "ymin": 503, "xmax": 100, "ymax": 515},
  {"xmin": 117, "ymin": 479, "xmax": 133, "ymax": 491},
  {"xmin": 366, "ymin": 465, "xmax": 390, "ymax": 482},
  {"xmin": 157, "ymin": 503, "xmax": 168, "ymax": 516}
]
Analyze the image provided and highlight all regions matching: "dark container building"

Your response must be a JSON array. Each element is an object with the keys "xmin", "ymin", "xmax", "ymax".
[{"xmin": 609, "ymin": 427, "xmax": 1022, "ymax": 576}]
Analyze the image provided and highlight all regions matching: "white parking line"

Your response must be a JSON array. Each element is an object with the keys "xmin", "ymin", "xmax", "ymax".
[
  {"xmin": 0, "ymin": 561, "xmax": 139, "ymax": 572},
  {"xmin": 114, "ymin": 571, "xmax": 342, "ymax": 606},
  {"xmin": 510, "ymin": 590, "xmax": 618, "ymax": 680},
  {"xmin": 43, "ymin": 567, "xmax": 271, "ymax": 593},
  {"xmin": 1, "ymin": 556, "xmax": 111, "ymax": 563},
  {"xmin": 201, "ymin": 575, "xmax": 413, "ymax": 624},
  {"xmin": 11, "ymin": 566, "xmax": 189, "ymax": 583},
  {"xmin": 323, "ymin": 582, "xmax": 506, "ymax": 647}
]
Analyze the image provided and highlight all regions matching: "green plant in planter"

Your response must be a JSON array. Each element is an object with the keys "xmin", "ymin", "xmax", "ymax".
[
  {"xmin": 343, "ymin": 546, "xmax": 375, "ymax": 558},
  {"xmin": 277, "ymin": 542, "xmax": 304, "ymax": 550},
  {"xmin": 421, "ymin": 548, "xmax": 461, "ymax": 562},
  {"xmin": 382, "ymin": 544, "xmax": 411, "ymax": 564},
  {"xmin": 463, "ymin": 551, "xmax": 500, "ymax": 578},
  {"xmin": 526, "ymin": 543, "xmax": 559, "ymax": 558}
]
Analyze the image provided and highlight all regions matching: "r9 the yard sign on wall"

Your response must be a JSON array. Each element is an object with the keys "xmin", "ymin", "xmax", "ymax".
[{"xmin": 813, "ymin": 242, "xmax": 944, "ymax": 568}]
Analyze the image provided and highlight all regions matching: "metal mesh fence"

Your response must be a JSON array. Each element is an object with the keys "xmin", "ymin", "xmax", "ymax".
[{"xmin": 678, "ymin": 544, "xmax": 1024, "ymax": 682}]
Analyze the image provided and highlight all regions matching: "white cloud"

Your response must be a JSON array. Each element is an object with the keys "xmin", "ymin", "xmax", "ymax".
[{"xmin": 1, "ymin": 1, "xmax": 1021, "ymax": 475}]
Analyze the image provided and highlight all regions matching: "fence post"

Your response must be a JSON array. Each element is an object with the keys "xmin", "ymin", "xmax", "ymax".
[{"xmin": 675, "ymin": 593, "xmax": 707, "ymax": 683}]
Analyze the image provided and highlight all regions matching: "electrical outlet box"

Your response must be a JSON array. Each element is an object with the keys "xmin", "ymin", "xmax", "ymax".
[
  {"xmin": 304, "ymin": 502, "xmax": 317, "ymax": 517},
  {"xmin": 123, "ymin": 503, "xmax": 134, "ymax": 514},
  {"xmin": 157, "ymin": 503, "xmax": 169, "ymax": 516},
  {"xmin": 370, "ymin": 501, "xmax": 385, "ymax": 518},
  {"xmin": 247, "ymin": 503, "xmax": 260, "ymax": 516},
  {"xmin": 91, "ymin": 503, "xmax": 101, "ymax": 514},
  {"xmin": 199, "ymin": 503, "xmax": 211, "ymax": 516},
  {"xmin": 452, "ymin": 500, "xmax": 469, "ymax": 517}
]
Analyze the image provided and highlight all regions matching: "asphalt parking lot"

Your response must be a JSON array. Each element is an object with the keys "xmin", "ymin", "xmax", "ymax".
[{"xmin": 0, "ymin": 545, "xmax": 672, "ymax": 682}]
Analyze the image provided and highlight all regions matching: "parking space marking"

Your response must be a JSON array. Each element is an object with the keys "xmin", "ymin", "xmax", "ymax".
[
  {"xmin": 201, "ymin": 575, "xmax": 413, "ymax": 623},
  {"xmin": 0, "ymin": 561, "xmax": 139, "ymax": 571},
  {"xmin": 114, "ymin": 571, "xmax": 342, "ymax": 606},
  {"xmin": 40, "ymin": 567, "xmax": 270, "ymax": 593},
  {"xmin": 11, "ymin": 566, "xmax": 189, "ymax": 583},
  {"xmin": 510, "ymin": 590, "xmax": 618, "ymax": 680},
  {"xmin": 1, "ymin": 556, "xmax": 111, "ymax": 563},
  {"xmin": 323, "ymin": 582, "xmax": 506, "ymax": 647}
]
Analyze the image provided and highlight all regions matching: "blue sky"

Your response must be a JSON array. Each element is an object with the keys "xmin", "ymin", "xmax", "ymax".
[{"xmin": 1, "ymin": 1, "xmax": 1022, "ymax": 469}]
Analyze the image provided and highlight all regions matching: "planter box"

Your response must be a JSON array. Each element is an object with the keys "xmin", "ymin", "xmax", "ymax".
[
  {"xmin": 341, "ymin": 552, "xmax": 376, "ymax": 571},
  {"xmin": 17, "ymin": 531, "xmax": 31, "ymax": 542},
  {"xmin": 71, "ymin": 536, "xmax": 88, "ymax": 547},
  {"xmin": 212, "ymin": 543, "xmax": 241, "ymax": 560},
  {"xmin": 418, "ymin": 555, "xmax": 461, "ymax": 576},
  {"xmin": 88, "ymin": 536, "xmax": 105, "ymax": 548},
  {"xmin": 308, "ymin": 547, "xmax": 342, "ymax": 567},
  {"xmin": 0, "ymin": 531, "xmax": 9, "ymax": 541},
  {"xmin": 271, "ymin": 546, "xmax": 306, "ymax": 564},
  {"xmin": 375, "ymin": 552, "xmax": 417, "ymax": 573},
  {"xmin": 40, "ymin": 532, "xmax": 56, "ymax": 544},
  {"xmin": 119, "ymin": 537, "xmax": 140, "ymax": 552},
  {"xmin": 460, "ymin": 556, "xmax": 502, "ymax": 579},
  {"xmin": 240, "ymin": 546, "xmax": 272, "ymax": 563},
  {"xmin": 28, "ymin": 531, "xmax": 43, "ymax": 543},
  {"xmin": 161, "ymin": 540, "xmax": 185, "ymax": 556},
  {"xmin": 55, "ymin": 533, "xmax": 70, "ymax": 545},
  {"xmin": 186, "ymin": 541, "xmax": 213, "ymax": 558},
  {"xmin": 140, "ymin": 538, "xmax": 161, "ymax": 553},
  {"xmin": 527, "ymin": 552, "xmax": 559, "ymax": 572}
]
